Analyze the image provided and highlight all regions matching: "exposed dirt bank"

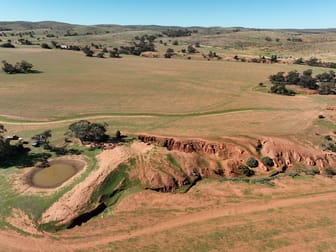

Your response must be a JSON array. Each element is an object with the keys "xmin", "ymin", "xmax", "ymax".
[
  {"xmin": 39, "ymin": 146, "xmax": 131, "ymax": 227},
  {"xmin": 138, "ymin": 134, "xmax": 336, "ymax": 175}
]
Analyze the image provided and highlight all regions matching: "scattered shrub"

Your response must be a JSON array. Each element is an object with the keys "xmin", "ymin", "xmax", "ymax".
[
  {"xmin": 238, "ymin": 164, "xmax": 255, "ymax": 177},
  {"xmin": 325, "ymin": 167, "xmax": 336, "ymax": 177},
  {"xmin": 41, "ymin": 43, "xmax": 51, "ymax": 49},
  {"xmin": 324, "ymin": 135, "xmax": 333, "ymax": 141},
  {"xmin": 1, "ymin": 60, "xmax": 36, "ymax": 74},
  {"xmin": 172, "ymin": 40, "xmax": 179, "ymax": 45},
  {"xmin": 261, "ymin": 156, "xmax": 274, "ymax": 167},
  {"xmin": 0, "ymin": 42, "xmax": 15, "ymax": 48},
  {"xmin": 246, "ymin": 157, "xmax": 259, "ymax": 168},
  {"xmin": 115, "ymin": 130, "xmax": 121, "ymax": 139},
  {"xmin": 96, "ymin": 52, "xmax": 105, "ymax": 58}
]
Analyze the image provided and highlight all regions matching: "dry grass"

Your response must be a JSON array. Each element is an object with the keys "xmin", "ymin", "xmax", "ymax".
[
  {"xmin": 2, "ymin": 175, "xmax": 334, "ymax": 251},
  {"xmin": 1, "ymin": 48, "xmax": 331, "ymax": 140}
]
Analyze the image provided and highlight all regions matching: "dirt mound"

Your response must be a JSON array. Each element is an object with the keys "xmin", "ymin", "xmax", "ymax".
[
  {"xmin": 138, "ymin": 134, "xmax": 336, "ymax": 180},
  {"xmin": 39, "ymin": 146, "xmax": 131, "ymax": 228},
  {"xmin": 260, "ymin": 137, "xmax": 336, "ymax": 172}
]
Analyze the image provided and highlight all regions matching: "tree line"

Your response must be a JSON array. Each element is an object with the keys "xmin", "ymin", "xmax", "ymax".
[
  {"xmin": 294, "ymin": 57, "xmax": 336, "ymax": 69},
  {"xmin": 269, "ymin": 69, "xmax": 336, "ymax": 95},
  {"xmin": 0, "ymin": 120, "xmax": 122, "ymax": 166}
]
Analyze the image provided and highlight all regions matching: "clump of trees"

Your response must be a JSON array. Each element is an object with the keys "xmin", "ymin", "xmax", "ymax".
[
  {"xmin": 269, "ymin": 69, "xmax": 336, "ymax": 95},
  {"xmin": 238, "ymin": 164, "xmax": 255, "ymax": 177},
  {"xmin": 0, "ymin": 124, "xmax": 28, "ymax": 162},
  {"xmin": 321, "ymin": 135, "xmax": 336, "ymax": 152},
  {"xmin": 119, "ymin": 34, "xmax": 157, "ymax": 56},
  {"xmin": 294, "ymin": 57, "xmax": 336, "ymax": 69},
  {"xmin": 67, "ymin": 120, "xmax": 108, "ymax": 143},
  {"xmin": 82, "ymin": 46, "xmax": 94, "ymax": 57},
  {"xmin": 41, "ymin": 43, "xmax": 51, "ymax": 49},
  {"xmin": 109, "ymin": 48, "xmax": 120, "ymax": 58},
  {"xmin": 32, "ymin": 130, "xmax": 52, "ymax": 149},
  {"xmin": 18, "ymin": 39, "xmax": 33, "ymax": 45},
  {"xmin": 1, "ymin": 60, "xmax": 37, "ymax": 74},
  {"xmin": 0, "ymin": 42, "xmax": 15, "ymax": 48},
  {"xmin": 164, "ymin": 48, "xmax": 175, "ymax": 58},
  {"xmin": 162, "ymin": 29, "xmax": 193, "ymax": 37},
  {"xmin": 187, "ymin": 45, "xmax": 198, "ymax": 54}
]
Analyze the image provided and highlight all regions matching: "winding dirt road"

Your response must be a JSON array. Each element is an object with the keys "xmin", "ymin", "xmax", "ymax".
[{"xmin": 0, "ymin": 191, "xmax": 335, "ymax": 251}]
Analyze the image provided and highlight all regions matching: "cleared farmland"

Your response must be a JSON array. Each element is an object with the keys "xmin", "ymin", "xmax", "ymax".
[{"xmin": 0, "ymin": 48, "xmax": 332, "ymax": 139}]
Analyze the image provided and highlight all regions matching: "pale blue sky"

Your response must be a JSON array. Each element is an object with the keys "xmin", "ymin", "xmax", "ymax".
[{"xmin": 1, "ymin": 0, "xmax": 335, "ymax": 28}]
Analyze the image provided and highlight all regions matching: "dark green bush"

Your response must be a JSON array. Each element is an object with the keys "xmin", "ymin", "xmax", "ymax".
[
  {"xmin": 261, "ymin": 156, "xmax": 274, "ymax": 167},
  {"xmin": 238, "ymin": 164, "xmax": 255, "ymax": 177},
  {"xmin": 325, "ymin": 167, "xmax": 336, "ymax": 177},
  {"xmin": 246, "ymin": 157, "xmax": 259, "ymax": 168}
]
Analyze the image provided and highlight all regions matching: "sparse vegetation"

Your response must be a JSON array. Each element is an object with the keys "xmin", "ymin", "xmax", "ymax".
[
  {"xmin": 41, "ymin": 43, "xmax": 51, "ymax": 49},
  {"xmin": 268, "ymin": 69, "xmax": 336, "ymax": 95},
  {"xmin": 82, "ymin": 46, "xmax": 94, "ymax": 57},
  {"xmin": 261, "ymin": 156, "xmax": 274, "ymax": 167},
  {"xmin": 1, "ymin": 60, "xmax": 37, "ymax": 74},
  {"xmin": 0, "ymin": 42, "xmax": 15, "ymax": 48},
  {"xmin": 238, "ymin": 164, "xmax": 255, "ymax": 177},
  {"xmin": 246, "ymin": 157, "xmax": 258, "ymax": 168}
]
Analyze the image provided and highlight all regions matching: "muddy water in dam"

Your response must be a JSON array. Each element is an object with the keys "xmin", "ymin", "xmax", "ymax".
[{"xmin": 32, "ymin": 163, "xmax": 77, "ymax": 188}]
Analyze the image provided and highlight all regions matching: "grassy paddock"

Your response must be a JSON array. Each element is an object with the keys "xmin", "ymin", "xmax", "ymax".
[{"xmin": 0, "ymin": 48, "xmax": 331, "ymax": 139}]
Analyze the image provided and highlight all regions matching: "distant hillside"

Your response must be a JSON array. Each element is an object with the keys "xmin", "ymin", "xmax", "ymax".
[
  {"xmin": 1, "ymin": 21, "xmax": 336, "ymax": 61},
  {"xmin": 1, "ymin": 21, "xmax": 335, "ymax": 34}
]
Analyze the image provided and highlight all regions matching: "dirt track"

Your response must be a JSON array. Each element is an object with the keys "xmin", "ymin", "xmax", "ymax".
[{"xmin": 0, "ymin": 190, "xmax": 335, "ymax": 251}]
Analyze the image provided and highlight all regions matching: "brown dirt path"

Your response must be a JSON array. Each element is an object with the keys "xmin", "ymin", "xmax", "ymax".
[{"xmin": 0, "ymin": 191, "xmax": 335, "ymax": 251}]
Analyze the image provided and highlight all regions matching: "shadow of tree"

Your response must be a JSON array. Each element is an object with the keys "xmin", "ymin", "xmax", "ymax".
[{"xmin": 0, "ymin": 151, "xmax": 52, "ymax": 169}]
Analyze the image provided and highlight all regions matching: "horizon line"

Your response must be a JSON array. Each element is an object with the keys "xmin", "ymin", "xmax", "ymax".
[{"xmin": 0, "ymin": 20, "xmax": 335, "ymax": 30}]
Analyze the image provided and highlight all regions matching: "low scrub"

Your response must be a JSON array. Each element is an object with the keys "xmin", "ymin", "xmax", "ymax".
[
  {"xmin": 238, "ymin": 164, "xmax": 255, "ymax": 177},
  {"xmin": 261, "ymin": 156, "xmax": 274, "ymax": 167},
  {"xmin": 246, "ymin": 157, "xmax": 258, "ymax": 168},
  {"xmin": 1, "ymin": 60, "xmax": 38, "ymax": 74}
]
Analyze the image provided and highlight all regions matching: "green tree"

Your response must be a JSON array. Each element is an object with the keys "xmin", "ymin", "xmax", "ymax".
[
  {"xmin": 261, "ymin": 156, "xmax": 274, "ymax": 167},
  {"xmin": 286, "ymin": 70, "xmax": 300, "ymax": 84},
  {"xmin": 164, "ymin": 48, "xmax": 174, "ymax": 58},
  {"xmin": 97, "ymin": 52, "xmax": 105, "ymax": 58},
  {"xmin": 109, "ymin": 48, "xmax": 120, "ymax": 58},
  {"xmin": 41, "ymin": 43, "xmax": 51, "ymax": 49},
  {"xmin": 238, "ymin": 164, "xmax": 255, "ymax": 177},
  {"xmin": 1, "ymin": 60, "xmax": 16, "ymax": 74},
  {"xmin": 298, "ymin": 69, "xmax": 318, "ymax": 89},
  {"xmin": 187, "ymin": 45, "xmax": 197, "ymax": 54},
  {"xmin": 0, "ymin": 124, "xmax": 8, "ymax": 160},
  {"xmin": 246, "ymin": 157, "xmax": 259, "ymax": 168},
  {"xmin": 32, "ymin": 130, "xmax": 52, "ymax": 149},
  {"xmin": 82, "ymin": 46, "xmax": 94, "ymax": 57},
  {"xmin": 18, "ymin": 60, "xmax": 33, "ymax": 73},
  {"xmin": 269, "ymin": 72, "xmax": 286, "ymax": 84},
  {"xmin": 68, "ymin": 120, "xmax": 107, "ymax": 143}
]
